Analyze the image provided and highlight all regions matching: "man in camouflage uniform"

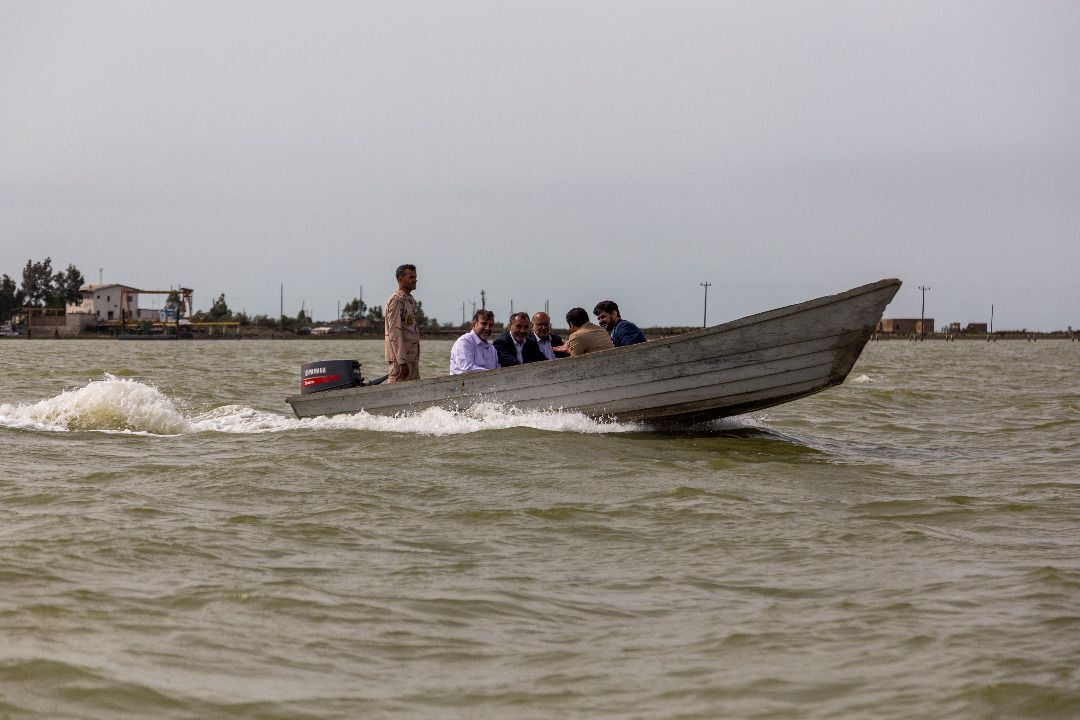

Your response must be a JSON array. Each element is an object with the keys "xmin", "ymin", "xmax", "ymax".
[{"xmin": 385, "ymin": 264, "xmax": 420, "ymax": 382}]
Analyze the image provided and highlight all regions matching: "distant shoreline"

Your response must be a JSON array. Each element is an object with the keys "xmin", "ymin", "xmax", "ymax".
[
  {"xmin": 4, "ymin": 328, "xmax": 1077, "ymax": 341},
  {"xmin": 871, "ymin": 331, "xmax": 1079, "ymax": 341}
]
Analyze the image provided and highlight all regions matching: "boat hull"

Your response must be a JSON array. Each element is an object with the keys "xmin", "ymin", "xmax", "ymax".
[{"xmin": 286, "ymin": 278, "xmax": 901, "ymax": 423}]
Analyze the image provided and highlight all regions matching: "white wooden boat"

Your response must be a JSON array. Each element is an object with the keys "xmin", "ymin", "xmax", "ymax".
[{"xmin": 286, "ymin": 278, "xmax": 901, "ymax": 423}]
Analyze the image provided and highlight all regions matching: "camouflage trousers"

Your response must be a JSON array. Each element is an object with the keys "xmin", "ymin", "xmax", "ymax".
[{"xmin": 387, "ymin": 362, "xmax": 420, "ymax": 383}]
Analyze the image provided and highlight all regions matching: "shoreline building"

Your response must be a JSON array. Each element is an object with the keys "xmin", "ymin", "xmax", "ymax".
[
  {"xmin": 64, "ymin": 284, "xmax": 167, "ymax": 334},
  {"xmin": 875, "ymin": 318, "xmax": 935, "ymax": 335},
  {"xmin": 66, "ymin": 284, "xmax": 142, "ymax": 323}
]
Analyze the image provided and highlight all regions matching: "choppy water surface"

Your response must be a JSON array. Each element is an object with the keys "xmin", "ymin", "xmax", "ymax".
[{"xmin": 1, "ymin": 338, "xmax": 1077, "ymax": 719}]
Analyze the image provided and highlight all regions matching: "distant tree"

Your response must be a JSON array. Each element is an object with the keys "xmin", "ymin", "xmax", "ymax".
[
  {"xmin": 296, "ymin": 307, "xmax": 311, "ymax": 326},
  {"xmin": 207, "ymin": 293, "xmax": 231, "ymax": 321},
  {"xmin": 278, "ymin": 313, "xmax": 306, "ymax": 331},
  {"xmin": 17, "ymin": 258, "xmax": 85, "ymax": 308},
  {"xmin": 251, "ymin": 314, "xmax": 276, "ymax": 328},
  {"xmin": 0, "ymin": 274, "xmax": 23, "ymax": 323},
  {"xmin": 365, "ymin": 304, "xmax": 384, "ymax": 324},
  {"xmin": 20, "ymin": 258, "xmax": 54, "ymax": 307},
  {"xmin": 342, "ymin": 297, "xmax": 367, "ymax": 320},
  {"xmin": 53, "ymin": 264, "xmax": 85, "ymax": 306},
  {"xmin": 164, "ymin": 290, "xmax": 184, "ymax": 320}
]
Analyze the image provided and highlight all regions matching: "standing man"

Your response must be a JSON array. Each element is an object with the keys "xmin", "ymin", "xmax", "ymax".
[
  {"xmin": 593, "ymin": 300, "xmax": 646, "ymax": 347},
  {"xmin": 450, "ymin": 309, "xmax": 499, "ymax": 374},
  {"xmin": 385, "ymin": 264, "xmax": 420, "ymax": 383},
  {"xmin": 531, "ymin": 311, "xmax": 566, "ymax": 360},
  {"xmin": 553, "ymin": 307, "xmax": 614, "ymax": 356},
  {"xmin": 493, "ymin": 312, "xmax": 547, "ymax": 367}
]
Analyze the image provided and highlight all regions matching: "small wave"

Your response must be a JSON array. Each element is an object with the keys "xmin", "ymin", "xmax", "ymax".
[
  {"xmin": 0, "ymin": 378, "xmax": 641, "ymax": 437},
  {"xmin": 294, "ymin": 402, "xmax": 643, "ymax": 436},
  {"xmin": 850, "ymin": 374, "xmax": 872, "ymax": 384},
  {"xmin": 0, "ymin": 375, "xmax": 190, "ymax": 434}
]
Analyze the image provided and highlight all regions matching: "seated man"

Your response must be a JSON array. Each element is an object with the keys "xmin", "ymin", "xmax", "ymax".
[
  {"xmin": 531, "ymin": 311, "xmax": 567, "ymax": 359},
  {"xmin": 593, "ymin": 300, "xmax": 646, "ymax": 347},
  {"xmin": 553, "ymin": 307, "xmax": 615, "ymax": 357},
  {"xmin": 493, "ymin": 312, "xmax": 547, "ymax": 367},
  {"xmin": 450, "ymin": 309, "xmax": 498, "ymax": 374}
]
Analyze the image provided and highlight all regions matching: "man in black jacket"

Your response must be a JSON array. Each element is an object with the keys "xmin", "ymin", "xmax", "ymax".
[{"xmin": 493, "ymin": 312, "xmax": 548, "ymax": 367}]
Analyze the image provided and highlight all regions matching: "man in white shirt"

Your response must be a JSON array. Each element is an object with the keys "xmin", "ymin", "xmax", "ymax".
[{"xmin": 450, "ymin": 309, "xmax": 499, "ymax": 374}]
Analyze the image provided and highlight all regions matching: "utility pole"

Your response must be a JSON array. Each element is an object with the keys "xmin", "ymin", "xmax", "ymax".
[
  {"xmin": 990, "ymin": 303, "xmax": 994, "ymax": 334},
  {"xmin": 510, "ymin": 299, "xmax": 514, "ymax": 318},
  {"xmin": 98, "ymin": 268, "xmax": 103, "ymax": 285},
  {"xmin": 480, "ymin": 289, "xmax": 486, "ymax": 310},
  {"xmin": 545, "ymin": 299, "xmax": 549, "ymax": 315},
  {"xmin": 919, "ymin": 285, "xmax": 930, "ymax": 339},
  {"xmin": 700, "ymin": 281, "xmax": 712, "ymax": 328},
  {"xmin": 462, "ymin": 301, "xmax": 466, "ymax": 325},
  {"xmin": 280, "ymin": 284, "xmax": 284, "ymax": 330}
]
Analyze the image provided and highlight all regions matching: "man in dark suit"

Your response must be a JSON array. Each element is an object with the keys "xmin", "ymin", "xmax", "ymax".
[
  {"xmin": 531, "ymin": 311, "xmax": 567, "ymax": 359},
  {"xmin": 493, "ymin": 312, "xmax": 548, "ymax": 367}
]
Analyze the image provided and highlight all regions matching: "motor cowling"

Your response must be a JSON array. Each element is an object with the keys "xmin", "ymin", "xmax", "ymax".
[{"xmin": 300, "ymin": 359, "xmax": 363, "ymax": 394}]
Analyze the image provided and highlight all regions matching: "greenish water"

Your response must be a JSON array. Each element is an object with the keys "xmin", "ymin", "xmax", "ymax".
[{"xmin": 1, "ymin": 338, "xmax": 1078, "ymax": 719}]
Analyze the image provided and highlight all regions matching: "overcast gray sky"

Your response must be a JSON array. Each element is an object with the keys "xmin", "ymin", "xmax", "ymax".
[{"xmin": 3, "ymin": 0, "xmax": 1078, "ymax": 330}]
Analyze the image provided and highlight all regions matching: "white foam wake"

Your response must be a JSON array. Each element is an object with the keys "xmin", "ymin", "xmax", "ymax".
[
  {"xmin": 290, "ymin": 402, "xmax": 641, "ymax": 435},
  {"xmin": 0, "ymin": 376, "xmax": 641, "ymax": 436},
  {"xmin": 0, "ymin": 375, "xmax": 191, "ymax": 434}
]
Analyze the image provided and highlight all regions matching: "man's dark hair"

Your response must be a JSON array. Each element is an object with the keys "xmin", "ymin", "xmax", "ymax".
[
  {"xmin": 472, "ymin": 309, "xmax": 494, "ymax": 324},
  {"xmin": 593, "ymin": 300, "xmax": 619, "ymax": 316},
  {"xmin": 395, "ymin": 264, "xmax": 416, "ymax": 280},
  {"xmin": 566, "ymin": 307, "xmax": 589, "ymax": 327},
  {"xmin": 508, "ymin": 311, "xmax": 530, "ymax": 325}
]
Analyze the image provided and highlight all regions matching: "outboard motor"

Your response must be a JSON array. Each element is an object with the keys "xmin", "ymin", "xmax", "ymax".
[{"xmin": 300, "ymin": 359, "xmax": 364, "ymax": 394}]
